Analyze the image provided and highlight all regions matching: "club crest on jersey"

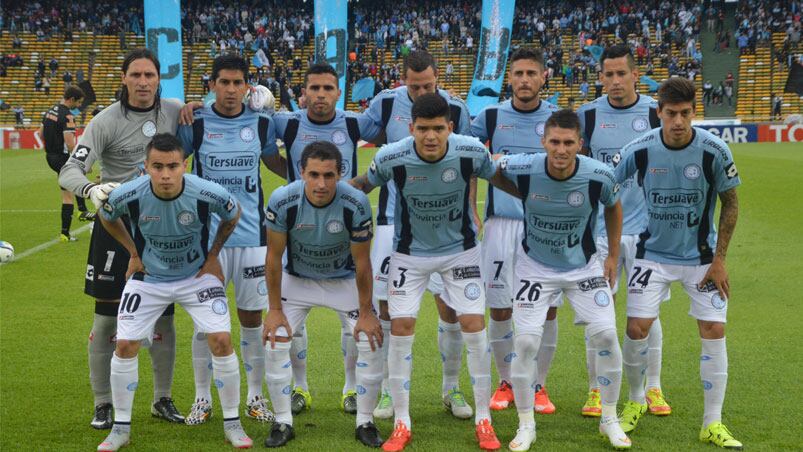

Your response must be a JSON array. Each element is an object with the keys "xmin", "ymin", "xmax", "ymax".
[
  {"xmin": 239, "ymin": 126, "xmax": 255, "ymax": 142},
  {"xmin": 331, "ymin": 130, "xmax": 347, "ymax": 145},
  {"xmin": 326, "ymin": 219, "xmax": 344, "ymax": 234},
  {"xmin": 141, "ymin": 120, "xmax": 157, "ymax": 137},
  {"xmin": 684, "ymin": 164, "xmax": 701, "ymax": 180},
  {"xmin": 567, "ymin": 191, "xmax": 585, "ymax": 207},
  {"xmin": 632, "ymin": 117, "xmax": 649, "ymax": 132},
  {"xmin": 177, "ymin": 210, "xmax": 196, "ymax": 225},
  {"xmin": 535, "ymin": 121, "xmax": 546, "ymax": 137},
  {"xmin": 464, "ymin": 282, "xmax": 481, "ymax": 301},
  {"xmin": 711, "ymin": 294, "xmax": 727, "ymax": 310},
  {"xmin": 441, "ymin": 167, "xmax": 458, "ymax": 183}
]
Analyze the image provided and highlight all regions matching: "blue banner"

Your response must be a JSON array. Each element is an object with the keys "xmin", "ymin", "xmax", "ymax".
[
  {"xmin": 639, "ymin": 75, "xmax": 660, "ymax": 93},
  {"xmin": 144, "ymin": 0, "xmax": 184, "ymax": 101},
  {"xmin": 314, "ymin": 0, "xmax": 348, "ymax": 110},
  {"xmin": 466, "ymin": 0, "xmax": 516, "ymax": 116},
  {"xmin": 587, "ymin": 45, "xmax": 604, "ymax": 62},
  {"xmin": 351, "ymin": 78, "xmax": 376, "ymax": 102}
]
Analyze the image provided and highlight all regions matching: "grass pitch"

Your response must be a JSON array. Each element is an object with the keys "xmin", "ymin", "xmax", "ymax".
[{"xmin": 1, "ymin": 143, "xmax": 801, "ymax": 451}]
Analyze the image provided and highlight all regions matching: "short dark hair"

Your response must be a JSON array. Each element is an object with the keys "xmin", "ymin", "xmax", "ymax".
[
  {"xmin": 64, "ymin": 86, "xmax": 84, "ymax": 101},
  {"xmin": 544, "ymin": 109, "xmax": 581, "ymax": 136},
  {"xmin": 211, "ymin": 54, "xmax": 249, "ymax": 81},
  {"xmin": 411, "ymin": 92, "xmax": 450, "ymax": 123},
  {"xmin": 300, "ymin": 141, "xmax": 342, "ymax": 171},
  {"xmin": 657, "ymin": 77, "xmax": 696, "ymax": 108},
  {"xmin": 600, "ymin": 44, "xmax": 636, "ymax": 70},
  {"xmin": 146, "ymin": 133, "xmax": 184, "ymax": 157},
  {"xmin": 304, "ymin": 63, "xmax": 339, "ymax": 86},
  {"xmin": 403, "ymin": 50, "xmax": 438, "ymax": 75},
  {"xmin": 509, "ymin": 47, "xmax": 545, "ymax": 69}
]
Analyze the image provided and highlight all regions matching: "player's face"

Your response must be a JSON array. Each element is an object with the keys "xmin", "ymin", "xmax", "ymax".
[
  {"xmin": 542, "ymin": 126, "xmax": 582, "ymax": 175},
  {"xmin": 404, "ymin": 67, "xmax": 438, "ymax": 101},
  {"xmin": 305, "ymin": 73, "xmax": 340, "ymax": 119},
  {"xmin": 410, "ymin": 116, "xmax": 453, "ymax": 161},
  {"xmin": 122, "ymin": 58, "xmax": 160, "ymax": 109},
  {"xmin": 210, "ymin": 69, "xmax": 248, "ymax": 114},
  {"xmin": 301, "ymin": 158, "xmax": 340, "ymax": 206},
  {"xmin": 600, "ymin": 56, "xmax": 638, "ymax": 105},
  {"xmin": 658, "ymin": 101, "xmax": 696, "ymax": 145},
  {"xmin": 509, "ymin": 59, "xmax": 544, "ymax": 104},
  {"xmin": 146, "ymin": 149, "xmax": 187, "ymax": 198}
]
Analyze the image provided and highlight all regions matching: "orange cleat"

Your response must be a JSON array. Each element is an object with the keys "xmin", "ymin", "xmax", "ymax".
[
  {"xmin": 646, "ymin": 387, "xmax": 672, "ymax": 416},
  {"xmin": 382, "ymin": 420, "xmax": 412, "ymax": 452},
  {"xmin": 490, "ymin": 381, "xmax": 514, "ymax": 410},
  {"xmin": 475, "ymin": 419, "xmax": 501, "ymax": 451},
  {"xmin": 582, "ymin": 389, "xmax": 602, "ymax": 417},
  {"xmin": 534, "ymin": 387, "xmax": 555, "ymax": 414}
]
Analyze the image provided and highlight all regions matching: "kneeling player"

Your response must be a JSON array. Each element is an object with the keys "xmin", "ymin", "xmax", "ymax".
[
  {"xmin": 262, "ymin": 142, "xmax": 384, "ymax": 448},
  {"xmin": 96, "ymin": 135, "xmax": 251, "ymax": 451},
  {"xmin": 498, "ymin": 110, "xmax": 631, "ymax": 451}
]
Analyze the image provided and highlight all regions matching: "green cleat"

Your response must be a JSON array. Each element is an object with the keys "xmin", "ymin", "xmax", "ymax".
[
  {"xmin": 341, "ymin": 390, "xmax": 357, "ymax": 414},
  {"xmin": 700, "ymin": 422, "xmax": 743, "ymax": 449},
  {"xmin": 619, "ymin": 401, "xmax": 647, "ymax": 433},
  {"xmin": 291, "ymin": 386, "xmax": 312, "ymax": 415}
]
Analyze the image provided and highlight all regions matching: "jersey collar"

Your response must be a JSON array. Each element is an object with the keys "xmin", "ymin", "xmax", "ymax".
[
  {"xmin": 660, "ymin": 127, "xmax": 697, "ymax": 151},
  {"xmin": 413, "ymin": 141, "xmax": 449, "ymax": 164},
  {"xmin": 211, "ymin": 104, "xmax": 245, "ymax": 118},
  {"xmin": 511, "ymin": 98, "xmax": 542, "ymax": 114},
  {"xmin": 306, "ymin": 109, "xmax": 337, "ymax": 125},
  {"xmin": 607, "ymin": 93, "xmax": 640, "ymax": 110},
  {"xmin": 150, "ymin": 178, "xmax": 186, "ymax": 201},
  {"xmin": 545, "ymin": 156, "xmax": 580, "ymax": 181}
]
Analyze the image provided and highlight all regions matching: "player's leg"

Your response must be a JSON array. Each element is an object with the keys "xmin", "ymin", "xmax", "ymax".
[
  {"xmin": 337, "ymin": 312, "xmax": 359, "ymax": 414},
  {"xmin": 645, "ymin": 317, "xmax": 671, "ymax": 415},
  {"xmin": 534, "ymin": 305, "xmax": 558, "ymax": 414},
  {"xmin": 148, "ymin": 306, "xmax": 181, "ymax": 423},
  {"xmin": 289, "ymin": 324, "xmax": 311, "ymax": 415},
  {"xmin": 187, "ymin": 324, "xmax": 213, "ymax": 425},
  {"xmin": 371, "ymin": 224, "xmax": 394, "ymax": 419},
  {"xmin": 432, "ymin": 276, "xmax": 471, "ymax": 419},
  {"xmin": 60, "ymin": 188, "xmax": 77, "ymax": 240}
]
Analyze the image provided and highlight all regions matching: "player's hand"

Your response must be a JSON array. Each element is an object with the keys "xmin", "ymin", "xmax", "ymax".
[
  {"xmin": 179, "ymin": 101, "xmax": 204, "ymax": 125},
  {"xmin": 603, "ymin": 255, "xmax": 618, "ymax": 289},
  {"xmin": 263, "ymin": 309, "xmax": 292, "ymax": 349},
  {"xmin": 196, "ymin": 254, "xmax": 224, "ymax": 284},
  {"xmin": 699, "ymin": 257, "xmax": 730, "ymax": 300},
  {"xmin": 125, "ymin": 255, "xmax": 146, "ymax": 280},
  {"xmin": 354, "ymin": 310, "xmax": 383, "ymax": 352},
  {"xmin": 87, "ymin": 182, "xmax": 121, "ymax": 210}
]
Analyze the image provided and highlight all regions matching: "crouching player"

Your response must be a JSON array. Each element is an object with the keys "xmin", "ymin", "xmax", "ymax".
[
  {"xmin": 262, "ymin": 141, "xmax": 385, "ymax": 448},
  {"xmin": 97, "ymin": 134, "xmax": 251, "ymax": 451}
]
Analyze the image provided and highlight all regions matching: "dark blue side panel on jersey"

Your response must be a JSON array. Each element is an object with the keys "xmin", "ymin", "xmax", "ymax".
[
  {"xmin": 284, "ymin": 205, "xmax": 299, "ymax": 276},
  {"xmin": 459, "ymin": 157, "xmax": 476, "ymax": 250},
  {"xmin": 698, "ymin": 151, "xmax": 716, "ymax": 264},
  {"xmin": 392, "ymin": 166, "xmax": 411, "ymax": 254},
  {"xmin": 517, "ymin": 175, "xmax": 531, "ymax": 253},
  {"xmin": 192, "ymin": 119, "xmax": 205, "ymax": 178},
  {"xmin": 283, "ymin": 118, "xmax": 300, "ymax": 182},
  {"xmin": 197, "ymin": 200, "xmax": 210, "ymax": 259},
  {"xmin": 583, "ymin": 180, "xmax": 602, "ymax": 262}
]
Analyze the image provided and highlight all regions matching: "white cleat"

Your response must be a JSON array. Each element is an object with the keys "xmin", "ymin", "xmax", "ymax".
[
  {"xmin": 97, "ymin": 425, "xmax": 130, "ymax": 451},
  {"xmin": 443, "ymin": 389, "xmax": 473, "ymax": 419},
  {"xmin": 224, "ymin": 422, "xmax": 253, "ymax": 449},
  {"xmin": 508, "ymin": 425, "xmax": 536, "ymax": 451},
  {"xmin": 599, "ymin": 417, "xmax": 632, "ymax": 450},
  {"xmin": 373, "ymin": 389, "xmax": 394, "ymax": 419}
]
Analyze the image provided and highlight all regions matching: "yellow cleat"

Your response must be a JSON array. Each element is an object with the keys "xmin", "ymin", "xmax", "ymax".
[
  {"xmin": 619, "ymin": 401, "xmax": 647, "ymax": 433},
  {"xmin": 646, "ymin": 387, "xmax": 671, "ymax": 416},
  {"xmin": 582, "ymin": 388, "xmax": 602, "ymax": 417},
  {"xmin": 700, "ymin": 422, "xmax": 743, "ymax": 449}
]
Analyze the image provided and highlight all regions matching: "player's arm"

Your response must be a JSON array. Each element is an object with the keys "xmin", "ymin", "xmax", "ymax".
[
  {"xmin": 263, "ymin": 228, "xmax": 292, "ymax": 348},
  {"xmin": 349, "ymin": 173, "xmax": 376, "ymax": 193},
  {"xmin": 261, "ymin": 153, "xmax": 287, "ymax": 179},
  {"xmin": 603, "ymin": 200, "xmax": 623, "ymax": 288},
  {"xmin": 59, "ymin": 120, "xmax": 117, "ymax": 204},
  {"xmin": 699, "ymin": 188, "xmax": 738, "ymax": 300},
  {"xmin": 98, "ymin": 195, "xmax": 143, "ymax": 280},
  {"xmin": 197, "ymin": 204, "xmax": 241, "ymax": 284},
  {"xmin": 63, "ymin": 113, "xmax": 78, "ymax": 152}
]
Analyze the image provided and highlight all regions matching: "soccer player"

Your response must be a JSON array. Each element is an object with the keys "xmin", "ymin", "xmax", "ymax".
[
  {"xmin": 497, "ymin": 109, "xmax": 630, "ymax": 451},
  {"xmin": 40, "ymin": 86, "xmax": 92, "ymax": 241},
  {"xmin": 271, "ymin": 63, "xmax": 380, "ymax": 416},
  {"xmin": 364, "ymin": 50, "xmax": 475, "ymax": 420},
  {"xmin": 352, "ymin": 93, "xmax": 519, "ymax": 452},
  {"xmin": 615, "ymin": 78, "xmax": 742, "ymax": 449},
  {"xmin": 178, "ymin": 54, "xmax": 285, "ymax": 425},
  {"xmin": 96, "ymin": 133, "xmax": 251, "ymax": 451},
  {"xmin": 469, "ymin": 47, "xmax": 560, "ymax": 413},
  {"xmin": 59, "ymin": 48, "xmax": 184, "ymax": 429},
  {"xmin": 575, "ymin": 44, "xmax": 669, "ymax": 417},
  {"xmin": 262, "ymin": 141, "xmax": 384, "ymax": 448}
]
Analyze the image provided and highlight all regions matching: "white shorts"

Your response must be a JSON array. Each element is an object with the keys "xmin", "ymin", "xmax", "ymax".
[
  {"xmin": 372, "ymin": 224, "xmax": 444, "ymax": 303},
  {"xmin": 595, "ymin": 235, "xmax": 639, "ymax": 293},
  {"xmin": 218, "ymin": 246, "xmax": 268, "ymax": 311},
  {"xmin": 626, "ymin": 259, "xmax": 727, "ymax": 322},
  {"xmin": 513, "ymin": 245, "xmax": 616, "ymax": 337},
  {"xmin": 273, "ymin": 273, "xmax": 361, "ymax": 338},
  {"xmin": 117, "ymin": 274, "xmax": 231, "ymax": 341},
  {"xmin": 387, "ymin": 247, "xmax": 485, "ymax": 319}
]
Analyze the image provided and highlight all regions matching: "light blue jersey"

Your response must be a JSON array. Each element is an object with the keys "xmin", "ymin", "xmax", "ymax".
[
  {"xmin": 614, "ymin": 127, "xmax": 741, "ymax": 265},
  {"xmin": 367, "ymin": 134, "xmax": 496, "ymax": 257},
  {"xmin": 577, "ymin": 94, "xmax": 660, "ymax": 236},
  {"xmin": 272, "ymin": 109, "xmax": 380, "ymax": 182},
  {"xmin": 500, "ymin": 153, "xmax": 620, "ymax": 270},
  {"xmin": 178, "ymin": 105, "xmax": 276, "ymax": 247},
  {"xmin": 100, "ymin": 174, "xmax": 239, "ymax": 282},
  {"xmin": 365, "ymin": 86, "xmax": 471, "ymax": 225},
  {"xmin": 470, "ymin": 99, "xmax": 559, "ymax": 220},
  {"xmin": 265, "ymin": 180, "xmax": 373, "ymax": 279}
]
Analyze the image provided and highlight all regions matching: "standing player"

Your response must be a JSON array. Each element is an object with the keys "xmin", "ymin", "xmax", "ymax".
[
  {"xmin": 262, "ymin": 142, "xmax": 384, "ymax": 448},
  {"xmin": 497, "ymin": 110, "xmax": 630, "ymax": 451},
  {"xmin": 60, "ymin": 49, "xmax": 184, "ymax": 429},
  {"xmin": 179, "ymin": 54, "xmax": 285, "ymax": 425},
  {"xmin": 364, "ymin": 50, "xmax": 475, "ymax": 420},
  {"xmin": 41, "ymin": 86, "xmax": 92, "ymax": 241},
  {"xmin": 271, "ymin": 63, "xmax": 380, "ymax": 415},
  {"xmin": 575, "ymin": 44, "xmax": 669, "ymax": 418},
  {"xmin": 470, "ymin": 48, "xmax": 560, "ymax": 414},
  {"xmin": 615, "ymin": 78, "xmax": 742, "ymax": 448},
  {"xmin": 96, "ymin": 134, "xmax": 251, "ymax": 451}
]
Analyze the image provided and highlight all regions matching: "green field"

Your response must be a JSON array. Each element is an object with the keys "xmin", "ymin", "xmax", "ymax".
[{"xmin": 1, "ymin": 143, "xmax": 801, "ymax": 451}]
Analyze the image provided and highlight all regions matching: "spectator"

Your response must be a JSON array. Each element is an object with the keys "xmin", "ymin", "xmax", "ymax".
[
  {"xmin": 445, "ymin": 61, "xmax": 454, "ymax": 84},
  {"xmin": 579, "ymin": 80, "xmax": 589, "ymax": 100},
  {"xmin": 703, "ymin": 80, "xmax": 713, "ymax": 105},
  {"xmin": 63, "ymin": 71, "xmax": 73, "ymax": 88},
  {"xmin": 13, "ymin": 105, "xmax": 24, "ymax": 126},
  {"xmin": 594, "ymin": 78, "xmax": 603, "ymax": 99},
  {"xmin": 723, "ymin": 82, "xmax": 733, "ymax": 106},
  {"xmin": 35, "ymin": 74, "xmax": 43, "ymax": 92},
  {"xmin": 43, "ymin": 76, "xmax": 51, "ymax": 95},
  {"xmin": 76, "ymin": 68, "xmax": 85, "ymax": 84},
  {"xmin": 201, "ymin": 72, "xmax": 211, "ymax": 93},
  {"xmin": 772, "ymin": 93, "xmax": 782, "ymax": 119},
  {"xmin": 49, "ymin": 57, "xmax": 58, "ymax": 76}
]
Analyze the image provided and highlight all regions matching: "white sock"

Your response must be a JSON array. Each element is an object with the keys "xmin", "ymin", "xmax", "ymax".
[
  {"xmin": 266, "ymin": 341, "xmax": 293, "ymax": 426},
  {"xmin": 463, "ymin": 329, "xmax": 492, "ymax": 424},
  {"xmin": 585, "ymin": 333, "xmax": 599, "ymax": 391},
  {"xmin": 488, "ymin": 317, "xmax": 514, "ymax": 383},
  {"xmin": 290, "ymin": 325, "xmax": 308, "ymax": 391},
  {"xmin": 341, "ymin": 327, "xmax": 358, "ymax": 395},
  {"xmin": 240, "ymin": 326, "xmax": 265, "ymax": 402},
  {"xmin": 623, "ymin": 335, "xmax": 649, "ymax": 403},
  {"xmin": 511, "ymin": 334, "xmax": 541, "ymax": 417},
  {"xmin": 212, "ymin": 352, "xmax": 240, "ymax": 419},
  {"xmin": 388, "ymin": 334, "xmax": 414, "ymax": 429},
  {"xmin": 438, "ymin": 319, "xmax": 463, "ymax": 395},
  {"xmin": 355, "ymin": 340, "xmax": 383, "ymax": 426},
  {"xmin": 110, "ymin": 354, "xmax": 138, "ymax": 423},
  {"xmin": 191, "ymin": 328, "xmax": 213, "ymax": 403},
  {"xmin": 589, "ymin": 328, "xmax": 623, "ymax": 417},
  {"xmin": 646, "ymin": 318, "xmax": 663, "ymax": 390},
  {"xmin": 149, "ymin": 314, "xmax": 176, "ymax": 401},
  {"xmin": 535, "ymin": 319, "xmax": 558, "ymax": 389},
  {"xmin": 379, "ymin": 319, "xmax": 391, "ymax": 392},
  {"xmin": 701, "ymin": 337, "xmax": 728, "ymax": 427}
]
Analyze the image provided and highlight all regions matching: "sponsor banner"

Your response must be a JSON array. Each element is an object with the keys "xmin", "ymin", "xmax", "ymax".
[
  {"xmin": 757, "ymin": 123, "xmax": 803, "ymax": 142},
  {"xmin": 466, "ymin": 0, "xmax": 516, "ymax": 116},
  {"xmin": 2, "ymin": 129, "xmax": 85, "ymax": 149},
  {"xmin": 696, "ymin": 125, "xmax": 757, "ymax": 143},
  {"xmin": 144, "ymin": 0, "xmax": 184, "ymax": 100},
  {"xmin": 314, "ymin": 0, "xmax": 348, "ymax": 110}
]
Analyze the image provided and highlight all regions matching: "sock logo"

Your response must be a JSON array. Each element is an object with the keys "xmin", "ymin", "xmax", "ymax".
[
  {"xmin": 597, "ymin": 376, "xmax": 611, "ymax": 386},
  {"xmin": 215, "ymin": 379, "xmax": 224, "ymax": 388},
  {"xmin": 126, "ymin": 382, "xmax": 138, "ymax": 391},
  {"xmin": 702, "ymin": 380, "xmax": 713, "ymax": 390},
  {"xmin": 504, "ymin": 352, "xmax": 517, "ymax": 363},
  {"xmin": 356, "ymin": 385, "xmax": 366, "ymax": 395},
  {"xmin": 282, "ymin": 385, "xmax": 292, "ymax": 395},
  {"xmin": 297, "ymin": 350, "xmax": 307, "ymax": 359},
  {"xmin": 598, "ymin": 350, "xmax": 611, "ymax": 356},
  {"xmin": 403, "ymin": 380, "xmax": 411, "ymax": 391}
]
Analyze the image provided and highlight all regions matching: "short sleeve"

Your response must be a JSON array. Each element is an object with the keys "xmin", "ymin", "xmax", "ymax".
[
  {"xmin": 366, "ymin": 148, "xmax": 391, "ymax": 187},
  {"xmin": 470, "ymin": 109, "xmax": 488, "ymax": 141},
  {"xmin": 350, "ymin": 192, "xmax": 374, "ymax": 242},
  {"xmin": 258, "ymin": 114, "xmax": 278, "ymax": 157},
  {"xmin": 364, "ymin": 91, "xmax": 387, "ymax": 129},
  {"xmin": 265, "ymin": 188, "xmax": 288, "ymax": 233},
  {"xmin": 454, "ymin": 101, "xmax": 471, "ymax": 135},
  {"xmin": 207, "ymin": 184, "xmax": 239, "ymax": 222},
  {"xmin": 474, "ymin": 151, "xmax": 496, "ymax": 180},
  {"xmin": 712, "ymin": 146, "xmax": 741, "ymax": 193},
  {"xmin": 598, "ymin": 168, "xmax": 621, "ymax": 207},
  {"xmin": 356, "ymin": 112, "xmax": 382, "ymax": 142},
  {"xmin": 177, "ymin": 123, "xmax": 194, "ymax": 159}
]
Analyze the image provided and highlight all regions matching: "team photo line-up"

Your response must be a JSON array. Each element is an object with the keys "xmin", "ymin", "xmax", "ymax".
[{"xmin": 51, "ymin": 44, "xmax": 741, "ymax": 451}]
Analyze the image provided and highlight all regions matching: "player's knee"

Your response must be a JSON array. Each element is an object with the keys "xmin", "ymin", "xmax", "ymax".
[
  {"xmin": 206, "ymin": 332, "xmax": 233, "ymax": 356},
  {"xmin": 698, "ymin": 320, "xmax": 725, "ymax": 339},
  {"xmin": 626, "ymin": 319, "xmax": 651, "ymax": 340},
  {"xmin": 545, "ymin": 306, "xmax": 558, "ymax": 320},
  {"xmin": 513, "ymin": 333, "xmax": 540, "ymax": 356},
  {"xmin": 390, "ymin": 317, "xmax": 416, "ymax": 336},
  {"xmin": 588, "ymin": 327, "xmax": 618, "ymax": 349},
  {"xmin": 489, "ymin": 307, "xmax": 512, "ymax": 321},
  {"xmin": 457, "ymin": 314, "xmax": 484, "ymax": 333},
  {"xmin": 115, "ymin": 340, "xmax": 140, "ymax": 358},
  {"xmin": 237, "ymin": 308, "xmax": 263, "ymax": 328}
]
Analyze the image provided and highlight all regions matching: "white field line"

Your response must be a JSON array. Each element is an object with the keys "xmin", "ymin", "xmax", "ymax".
[{"xmin": 0, "ymin": 223, "xmax": 92, "ymax": 266}]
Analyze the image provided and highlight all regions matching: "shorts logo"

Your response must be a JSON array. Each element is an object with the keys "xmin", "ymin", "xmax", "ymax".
[
  {"xmin": 517, "ymin": 302, "xmax": 534, "ymax": 309},
  {"xmin": 331, "ymin": 130, "xmax": 347, "ymax": 145},
  {"xmin": 535, "ymin": 121, "xmax": 545, "ymax": 136},
  {"xmin": 141, "ymin": 120, "xmax": 157, "ymax": 137},
  {"xmin": 98, "ymin": 274, "xmax": 115, "ymax": 281},
  {"xmin": 441, "ymin": 167, "xmax": 458, "ymax": 183},
  {"xmin": 212, "ymin": 299, "xmax": 228, "ymax": 315},
  {"xmin": 632, "ymin": 117, "xmax": 649, "ymax": 132},
  {"xmin": 567, "ymin": 191, "xmax": 585, "ymax": 207},
  {"xmin": 282, "ymin": 385, "xmax": 292, "ymax": 395},
  {"xmin": 403, "ymin": 380, "xmax": 411, "ymax": 391},
  {"xmin": 578, "ymin": 277, "xmax": 608, "ymax": 291},
  {"xmin": 239, "ymin": 126, "xmax": 255, "ymax": 142},
  {"xmin": 452, "ymin": 265, "xmax": 481, "ymax": 280},
  {"xmin": 177, "ymin": 210, "xmax": 196, "ymax": 225},
  {"xmin": 326, "ymin": 220, "xmax": 344, "ymax": 234},
  {"xmin": 701, "ymin": 355, "xmax": 711, "ymax": 361},
  {"xmin": 711, "ymin": 294, "xmax": 726, "ymax": 310},
  {"xmin": 347, "ymin": 309, "xmax": 360, "ymax": 320},
  {"xmin": 197, "ymin": 286, "xmax": 226, "ymax": 303},
  {"xmin": 697, "ymin": 281, "xmax": 717, "ymax": 293},
  {"xmin": 594, "ymin": 290, "xmax": 610, "ymax": 307},
  {"xmin": 464, "ymin": 282, "xmax": 481, "ymax": 301},
  {"xmin": 356, "ymin": 384, "xmax": 366, "ymax": 395},
  {"xmin": 684, "ymin": 164, "xmax": 701, "ymax": 180},
  {"xmin": 258, "ymin": 280, "xmax": 267, "ymax": 296},
  {"xmin": 243, "ymin": 265, "xmax": 266, "ymax": 279},
  {"xmin": 126, "ymin": 382, "xmax": 138, "ymax": 391},
  {"xmin": 389, "ymin": 290, "xmax": 406, "ymax": 296}
]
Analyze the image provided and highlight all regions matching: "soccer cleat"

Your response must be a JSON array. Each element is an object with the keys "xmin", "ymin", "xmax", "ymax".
[
  {"xmin": 341, "ymin": 390, "xmax": 357, "ymax": 414},
  {"xmin": 356, "ymin": 421, "xmax": 384, "ymax": 448},
  {"xmin": 246, "ymin": 396, "xmax": 274, "ymax": 423},
  {"xmin": 290, "ymin": 387, "xmax": 312, "ymax": 415},
  {"xmin": 582, "ymin": 389, "xmax": 602, "ymax": 417},
  {"xmin": 699, "ymin": 422, "xmax": 743, "ymax": 449},
  {"xmin": 60, "ymin": 233, "xmax": 78, "ymax": 242},
  {"xmin": 79, "ymin": 210, "xmax": 97, "ymax": 222},
  {"xmin": 91, "ymin": 403, "xmax": 113, "ymax": 429},
  {"xmin": 185, "ymin": 399, "xmax": 212, "ymax": 425},
  {"xmin": 151, "ymin": 397, "xmax": 185, "ymax": 423},
  {"xmin": 534, "ymin": 387, "xmax": 555, "ymax": 414},
  {"xmin": 475, "ymin": 419, "xmax": 501, "ymax": 451},
  {"xmin": 619, "ymin": 401, "xmax": 647, "ymax": 433},
  {"xmin": 508, "ymin": 425, "xmax": 536, "ymax": 451},
  {"xmin": 97, "ymin": 424, "xmax": 130, "ymax": 451},
  {"xmin": 373, "ymin": 389, "xmax": 394, "ymax": 419},
  {"xmin": 264, "ymin": 422, "xmax": 295, "ymax": 448},
  {"xmin": 443, "ymin": 389, "xmax": 473, "ymax": 419},
  {"xmin": 224, "ymin": 422, "xmax": 253, "ymax": 449},
  {"xmin": 646, "ymin": 387, "xmax": 671, "ymax": 416},
  {"xmin": 381, "ymin": 420, "xmax": 412, "ymax": 452},
  {"xmin": 490, "ymin": 380, "xmax": 514, "ymax": 410},
  {"xmin": 599, "ymin": 417, "xmax": 632, "ymax": 450}
]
